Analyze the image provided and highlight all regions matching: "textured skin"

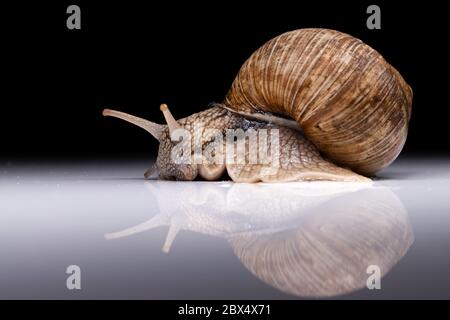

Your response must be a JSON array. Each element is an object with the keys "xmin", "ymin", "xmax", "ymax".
[
  {"xmin": 226, "ymin": 125, "xmax": 369, "ymax": 183},
  {"xmin": 225, "ymin": 28, "xmax": 412, "ymax": 175},
  {"xmin": 154, "ymin": 106, "xmax": 369, "ymax": 182},
  {"xmin": 155, "ymin": 107, "xmax": 240, "ymax": 180}
]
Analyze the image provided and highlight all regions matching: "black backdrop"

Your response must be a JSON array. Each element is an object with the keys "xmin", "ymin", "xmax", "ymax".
[{"xmin": 2, "ymin": 1, "xmax": 448, "ymax": 161}]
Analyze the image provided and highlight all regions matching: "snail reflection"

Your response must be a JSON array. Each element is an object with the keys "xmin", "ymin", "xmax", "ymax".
[{"xmin": 105, "ymin": 182, "xmax": 413, "ymax": 297}]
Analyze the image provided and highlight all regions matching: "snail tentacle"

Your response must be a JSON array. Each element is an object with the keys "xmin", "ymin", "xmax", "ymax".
[{"xmin": 102, "ymin": 108, "xmax": 164, "ymax": 141}]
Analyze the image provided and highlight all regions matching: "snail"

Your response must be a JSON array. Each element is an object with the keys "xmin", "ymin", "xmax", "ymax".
[{"xmin": 103, "ymin": 28, "xmax": 412, "ymax": 182}]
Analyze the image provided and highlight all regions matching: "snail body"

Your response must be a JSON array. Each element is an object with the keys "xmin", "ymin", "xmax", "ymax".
[{"xmin": 103, "ymin": 28, "xmax": 412, "ymax": 182}]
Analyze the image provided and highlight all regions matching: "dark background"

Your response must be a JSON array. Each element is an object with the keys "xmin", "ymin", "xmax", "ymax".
[{"xmin": 2, "ymin": 1, "xmax": 448, "ymax": 161}]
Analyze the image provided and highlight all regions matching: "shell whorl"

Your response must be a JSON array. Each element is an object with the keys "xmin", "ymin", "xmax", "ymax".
[{"xmin": 224, "ymin": 28, "xmax": 412, "ymax": 175}]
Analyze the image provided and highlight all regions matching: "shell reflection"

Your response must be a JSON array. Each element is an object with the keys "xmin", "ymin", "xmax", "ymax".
[{"xmin": 105, "ymin": 181, "xmax": 413, "ymax": 297}]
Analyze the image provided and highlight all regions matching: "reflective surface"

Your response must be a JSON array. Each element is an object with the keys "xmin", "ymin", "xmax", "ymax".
[{"xmin": 0, "ymin": 158, "xmax": 449, "ymax": 299}]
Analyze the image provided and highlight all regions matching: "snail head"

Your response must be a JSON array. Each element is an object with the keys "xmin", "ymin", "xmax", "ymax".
[{"xmin": 102, "ymin": 104, "xmax": 199, "ymax": 181}]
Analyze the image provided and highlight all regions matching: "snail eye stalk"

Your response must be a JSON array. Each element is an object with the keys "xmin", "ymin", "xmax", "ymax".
[
  {"xmin": 160, "ymin": 103, "xmax": 181, "ymax": 136},
  {"xmin": 102, "ymin": 108, "xmax": 163, "ymax": 141}
]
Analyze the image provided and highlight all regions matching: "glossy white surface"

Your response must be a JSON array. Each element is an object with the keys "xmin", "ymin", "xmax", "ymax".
[{"xmin": 0, "ymin": 157, "xmax": 449, "ymax": 299}]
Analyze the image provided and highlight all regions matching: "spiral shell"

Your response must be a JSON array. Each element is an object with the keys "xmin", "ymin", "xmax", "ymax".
[{"xmin": 225, "ymin": 28, "xmax": 412, "ymax": 175}]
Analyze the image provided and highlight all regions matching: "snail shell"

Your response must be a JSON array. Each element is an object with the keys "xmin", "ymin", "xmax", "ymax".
[{"xmin": 225, "ymin": 28, "xmax": 412, "ymax": 175}]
